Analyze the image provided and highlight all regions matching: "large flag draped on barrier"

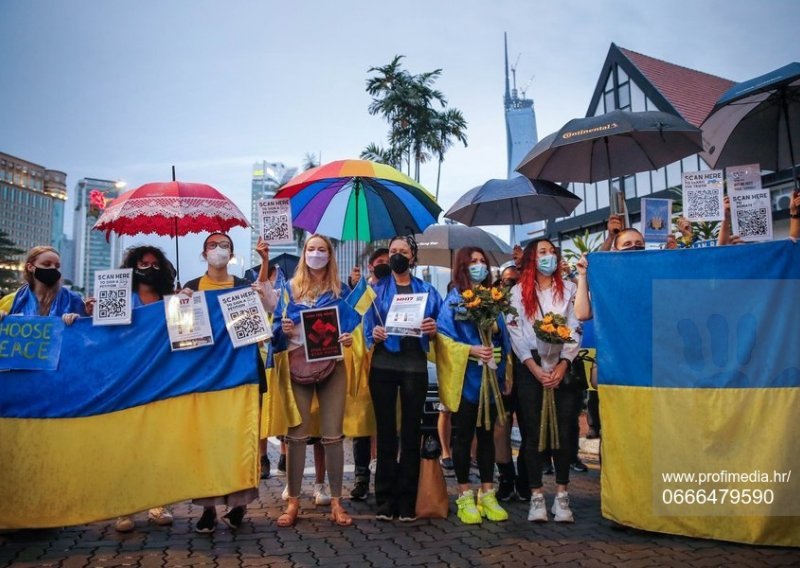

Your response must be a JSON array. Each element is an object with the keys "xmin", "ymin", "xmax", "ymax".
[
  {"xmin": 590, "ymin": 239, "xmax": 799, "ymax": 547},
  {"xmin": 0, "ymin": 292, "xmax": 260, "ymax": 529}
]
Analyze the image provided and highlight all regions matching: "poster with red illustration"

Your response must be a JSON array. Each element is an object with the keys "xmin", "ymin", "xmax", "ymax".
[{"xmin": 300, "ymin": 306, "xmax": 342, "ymax": 362}]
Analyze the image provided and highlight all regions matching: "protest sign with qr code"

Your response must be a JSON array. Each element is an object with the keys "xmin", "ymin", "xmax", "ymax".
[
  {"xmin": 92, "ymin": 269, "xmax": 133, "ymax": 326},
  {"xmin": 217, "ymin": 287, "xmax": 272, "ymax": 348},
  {"xmin": 258, "ymin": 198, "xmax": 294, "ymax": 245},
  {"xmin": 682, "ymin": 170, "xmax": 725, "ymax": 222},
  {"xmin": 730, "ymin": 189, "xmax": 773, "ymax": 242},
  {"xmin": 726, "ymin": 164, "xmax": 762, "ymax": 192}
]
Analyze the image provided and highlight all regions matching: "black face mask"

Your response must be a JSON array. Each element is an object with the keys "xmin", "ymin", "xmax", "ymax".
[
  {"xmin": 33, "ymin": 267, "xmax": 61, "ymax": 287},
  {"xmin": 134, "ymin": 267, "xmax": 159, "ymax": 286},
  {"xmin": 372, "ymin": 263, "xmax": 391, "ymax": 280},
  {"xmin": 620, "ymin": 245, "xmax": 646, "ymax": 252},
  {"xmin": 389, "ymin": 253, "xmax": 410, "ymax": 274}
]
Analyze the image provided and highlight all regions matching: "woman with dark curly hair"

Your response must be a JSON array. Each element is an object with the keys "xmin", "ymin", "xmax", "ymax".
[{"xmin": 108, "ymin": 245, "xmax": 176, "ymax": 532}]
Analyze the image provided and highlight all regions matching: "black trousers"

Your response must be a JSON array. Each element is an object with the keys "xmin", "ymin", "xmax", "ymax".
[
  {"xmin": 451, "ymin": 397, "xmax": 497, "ymax": 485},
  {"xmin": 515, "ymin": 361, "xmax": 580, "ymax": 488},
  {"xmin": 369, "ymin": 366, "xmax": 427, "ymax": 514},
  {"xmin": 352, "ymin": 436, "xmax": 371, "ymax": 483}
]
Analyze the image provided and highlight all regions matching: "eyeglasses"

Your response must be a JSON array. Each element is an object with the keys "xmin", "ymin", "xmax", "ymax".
[
  {"xmin": 137, "ymin": 261, "xmax": 161, "ymax": 270},
  {"xmin": 206, "ymin": 241, "xmax": 231, "ymax": 250}
]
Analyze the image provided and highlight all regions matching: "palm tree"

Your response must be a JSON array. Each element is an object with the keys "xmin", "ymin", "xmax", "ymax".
[
  {"xmin": 360, "ymin": 143, "xmax": 402, "ymax": 169},
  {"xmin": 430, "ymin": 108, "xmax": 468, "ymax": 200}
]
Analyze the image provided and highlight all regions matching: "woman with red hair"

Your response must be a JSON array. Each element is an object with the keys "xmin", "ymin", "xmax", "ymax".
[{"xmin": 507, "ymin": 238, "xmax": 581, "ymax": 524}]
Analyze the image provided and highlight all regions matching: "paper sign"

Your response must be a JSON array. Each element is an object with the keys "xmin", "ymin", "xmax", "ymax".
[
  {"xmin": 641, "ymin": 198, "xmax": 672, "ymax": 243},
  {"xmin": 163, "ymin": 292, "xmax": 214, "ymax": 351},
  {"xmin": 258, "ymin": 198, "xmax": 294, "ymax": 245},
  {"xmin": 730, "ymin": 189, "xmax": 773, "ymax": 242},
  {"xmin": 92, "ymin": 269, "xmax": 133, "ymax": 326},
  {"xmin": 301, "ymin": 306, "xmax": 342, "ymax": 362},
  {"xmin": 682, "ymin": 170, "xmax": 725, "ymax": 222},
  {"xmin": 0, "ymin": 316, "xmax": 64, "ymax": 371},
  {"xmin": 726, "ymin": 164, "xmax": 762, "ymax": 192},
  {"xmin": 385, "ymin": 293, "xmax": 429, "ymax": 337},
  {"xmin": 217, "ymin": 287, "xmax": 272, "ymax": 348}
]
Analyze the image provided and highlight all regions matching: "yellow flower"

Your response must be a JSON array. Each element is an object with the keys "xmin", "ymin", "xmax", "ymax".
[
  {"xmin": 557, "ymin": 326, "xmax": 571, "ymax": 340},
  {"xmin": 462, "ymin": 289, "xmax": 475, "ymax": 301},
  {"xmin": 543, "ymin": 314, "xmax": 554, "ymax": 324},
  {"xmin": 467, "ymin": 298, "xmax": 482, "ymax": 308},
  {"xmin": 491, "ymin": 287, "xmax": 504, "ymax": 301},
  {"xmin": 541, "ymin": 323, "xmax": 556, "ymax": 334}
]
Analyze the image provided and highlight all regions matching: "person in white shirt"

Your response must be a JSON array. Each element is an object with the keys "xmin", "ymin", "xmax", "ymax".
[{"xmin": 506, "ymin": 239, "xmax": 581, "ymax": 524}]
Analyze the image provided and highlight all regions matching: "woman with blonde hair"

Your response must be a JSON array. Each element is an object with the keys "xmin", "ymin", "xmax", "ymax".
[
  {"xmin": 272, "ymin": 234, "xmax": 359, "ymax": 527},
  {"xmin": 1, "ymin": 246, "xmax": 85, "ymax": 324}
]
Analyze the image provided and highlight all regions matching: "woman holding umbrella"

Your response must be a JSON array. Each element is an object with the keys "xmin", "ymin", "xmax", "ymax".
[
  {"xmin": 187, "ymin": 232, "xmax": 275, "ymax": 534},
  {"xmin": 272, "ymin": 234, "xmax": 359, "ymax": 528},
  {"xmin": 436, "ymin": 247, "xmax": 511, "ymax": 525},
  {"xmin": 364, "ymin": 235, "xmax": 441, "ymax": 522}
]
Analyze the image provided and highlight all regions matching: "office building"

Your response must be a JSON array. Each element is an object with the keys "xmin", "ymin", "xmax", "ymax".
[
  {"xmin": 71, "ymin": 178, "xmax": 124, "ymax": 294},
  {"xmin": 0, "ymin": 152, "xmax": 67, "ymax": 274}
]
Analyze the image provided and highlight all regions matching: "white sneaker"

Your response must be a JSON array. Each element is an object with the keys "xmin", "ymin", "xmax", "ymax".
[
  {"xmin": 527, "ymin": 493, "xmax": 548, "ymax": 522},
  {"xmin": 281, "ymin": 484, "xmax": 290, "ymax": 501},
  {"xmin": 114, "ymin": 515, "xmax": 135, "ymax": 532},
  {"xmin": 551, "ymin": 491, "xmax": 575, "ymax": 523},
  {"xmin": 147, "ymin": 507, "xmax": 173, "ymax": 526},
  {"xmin": 314, "ymin": 483, "xmax": 332, "ymax": 506}
]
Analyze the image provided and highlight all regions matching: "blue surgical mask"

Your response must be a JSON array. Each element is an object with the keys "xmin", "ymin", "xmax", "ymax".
[
  {"xmin": 537, "ymin": 254, "xmax": 558, "ymax": 276},
  {"xmin": 468, "ymin": 264, "xmax": 488, "ymax": 283}
]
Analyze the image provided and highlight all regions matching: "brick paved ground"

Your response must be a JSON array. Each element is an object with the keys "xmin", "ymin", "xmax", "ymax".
[{"xmin": 1, "ymin": 437, "xmax": 797, "ymax": 568}]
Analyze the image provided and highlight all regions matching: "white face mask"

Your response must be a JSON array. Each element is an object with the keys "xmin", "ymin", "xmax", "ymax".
[
  {"xmin": 206, "ymin": 248, "xmax": 231, "ymax": 268},
  {"xmin": 306, "ymin": 250, "xmax": 329, "ymax": 270}
]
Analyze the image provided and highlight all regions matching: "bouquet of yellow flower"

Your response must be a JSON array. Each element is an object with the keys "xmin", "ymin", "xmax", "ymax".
[
  {"xmin": 533, "ymin": 312, "xmax": 576, "ymax": 344},
  {"xmin": 451, "ymin": 285, "xmax": 518, "ymax": 429},
  {"xmin": 532, "ymin": 312, "xmax": 575, "ymax": 452}
]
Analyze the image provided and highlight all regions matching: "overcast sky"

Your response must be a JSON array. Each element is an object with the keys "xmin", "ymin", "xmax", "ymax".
[{"xmin": 2, "ymin": 0, "xmax": 799, "ymax": 277}]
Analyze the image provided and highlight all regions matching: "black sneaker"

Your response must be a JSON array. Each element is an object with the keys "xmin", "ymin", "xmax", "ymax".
[
  {"xmin": 375, "ymin": 502, "xmax": 395, "ymax": 521},
  {"xmin": 496, "ymin": 479, "xmax": 515, "ymax": 501},
  {"xmin": 350, "ymin": 481, "xmax": 369, "ymax": 501},
  {"xmin": 275, "ymin": 454, "xmax": 286, "ymax": 477},
  {"xmin": 222, "ymin": 506, "xmax": 245, "ymax": 530},
  {"xmin": 571, "ymin": 459, "xmax": 588, "ymax": 472},
  {"xmin": 440, "ymin": 457, "xmax": 455, "ymax": 477},
  {"xmin": 260, "ymin": 455, "xmax": 271, "ymax": 480},
  {"xmin": 195, "ymin": 507, "xmax": 217, "ymax": 534},
  {"xmin": 543, "ymin": 462, "xmax": 554, "ymax": 475}
]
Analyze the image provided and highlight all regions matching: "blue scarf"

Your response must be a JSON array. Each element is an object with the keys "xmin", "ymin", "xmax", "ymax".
[
  {"xmin": 10, "ymin": 284, "xmax": 86, "ymax": 317},
  {"xmin": 364, "ymin": 275, "xmax": 442, "ymax": 353},
  {"xmin": 271, "ymin": 280, "xmax": 359, "ymax": 352}
]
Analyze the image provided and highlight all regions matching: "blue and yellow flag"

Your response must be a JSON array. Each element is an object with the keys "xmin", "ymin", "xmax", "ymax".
[
  {"xmin": 590, "ymin": 239, "xmax": 799, "ymax": 547},
  {"xmin": 0, "ymin": 292, "xmax": 260, "ymax": 529},
  {"xmin": 345, "ymin": 276, "xmax": 377, "ymax": 317}
]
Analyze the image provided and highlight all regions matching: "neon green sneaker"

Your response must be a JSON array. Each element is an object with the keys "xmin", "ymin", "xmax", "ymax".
[
  {"xmin": 456, "ymin": 490, "xmax": 482, "ymax": 524},
  {"xmin": 477, "ymin": 488, "xmax": 509, "ymax": 521}
]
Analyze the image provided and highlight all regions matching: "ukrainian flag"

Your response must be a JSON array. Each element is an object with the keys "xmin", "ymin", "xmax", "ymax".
[
  {"xmin": 345, "ymin": 276, "xmax": 377, "ymax": 317},
  {"xmin": 590, "ymin": 239, "xmax": 799, "ymax": 546},
  {"xmin": 0, "ymin": 291, "xmax": 260, "ymax": 529}
]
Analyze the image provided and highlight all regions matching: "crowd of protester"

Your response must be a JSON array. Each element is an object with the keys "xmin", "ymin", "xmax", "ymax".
[{"xmin": 1, "ymin": 191, "xmax": 798, "ymax": 532}]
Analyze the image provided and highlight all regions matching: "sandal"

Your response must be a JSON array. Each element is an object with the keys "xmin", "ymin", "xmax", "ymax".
[
  {"xmin": 277, "ymin": 497, "xmax": 299, "ymax": 528},
  {"xmin": 330, "ymin": 498, "xmax": 352, "ymax": 527}
]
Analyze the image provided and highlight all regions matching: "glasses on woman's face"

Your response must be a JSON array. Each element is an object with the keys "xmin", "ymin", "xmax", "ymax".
[
  {"xmin": 206, "ymin": 241, "xmax": 231, "ymax": 250},
  {"xmin": 137, "ymin": 261, "xmax": 161, "ymax": 270}
]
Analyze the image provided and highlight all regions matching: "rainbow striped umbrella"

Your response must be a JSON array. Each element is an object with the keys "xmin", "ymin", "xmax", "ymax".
[{"xmin": 273, "ymin": 159, "xmax": 441, "ymax": 241}]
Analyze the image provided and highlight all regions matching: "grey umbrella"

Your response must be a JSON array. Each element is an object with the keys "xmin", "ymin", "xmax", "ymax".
[
  {"xmin": 701, "ymin": 62, "xmax": 800, "ymax": 191},
  {"xmin": 414, "ymin": 224, "xmax": 512, "ymax": 268},
  {"xmin": 515, "ymin": 110, "xmax": 703, "ymax": 214},
  {"xmin": 444, "ymin": 177, "xmax": 582, "ymax": 226}
]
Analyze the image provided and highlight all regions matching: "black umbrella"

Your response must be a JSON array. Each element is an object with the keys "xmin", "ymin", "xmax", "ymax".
[
  {"xmin": 414, "ymin": 224, "xmax": 512, "ymax": 268},
  {"xmin": 701, "ymin": 62, "xmax": 800, "ymax": 191},
  {"xmin": 516, "ymin": 110, "xmax": 703, "ymax": 214},
  {"xmin": 444, "ymin": 177, "xmax": 582, "ymax": 226},
  {"xmin": 246, "ymin": 252, "xmax": 300, "ymax": 281}
]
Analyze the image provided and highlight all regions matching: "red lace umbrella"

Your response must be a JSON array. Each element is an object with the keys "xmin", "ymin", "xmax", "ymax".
[{"xmin": 92, "ymin": 179, "xmax": 249, "ymax": 284}]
